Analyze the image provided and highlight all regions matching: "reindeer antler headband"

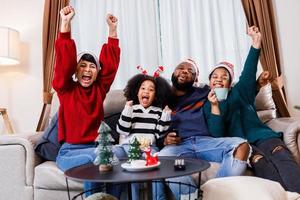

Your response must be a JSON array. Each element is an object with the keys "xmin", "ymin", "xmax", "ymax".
[{"xmin": 136, "ymin": 65, "xmax": 164, "ymax": 77}]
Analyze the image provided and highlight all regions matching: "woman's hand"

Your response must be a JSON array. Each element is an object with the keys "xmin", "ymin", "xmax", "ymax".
[
  {"xmin": 208, "ymin": 90, "xmax": 218, "ymax": 106},
  {"xmin": 247, "ymin": 26, "xmax": 262, "ymax": 49},
  {"xmin": 208, "ymin": 89, "xmax": 221, "ymax": 115},
  {"xmin": 59, "ymin": 6, "xmax": 75, "ymax": 32},
  {"xmin": 60, "ymin": 6, "xmax": 75, "ymax": 22},
  {"xmin": 107, "ymin": 14, "xmax": 118, "ymax": 38}
]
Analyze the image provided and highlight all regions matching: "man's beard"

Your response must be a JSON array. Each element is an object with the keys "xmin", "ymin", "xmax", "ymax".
[{"xmin": 171, "ymin": 73, "xmax": 194, "ymax": 92}]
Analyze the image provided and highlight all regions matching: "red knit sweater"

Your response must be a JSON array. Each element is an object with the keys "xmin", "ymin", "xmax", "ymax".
[{"xmin": 52, "ymin": 32, "xmax": 120, "ymax": 144}]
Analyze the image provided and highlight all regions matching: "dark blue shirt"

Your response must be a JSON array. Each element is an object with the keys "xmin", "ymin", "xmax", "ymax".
[{"xmin": 170, "ymin": 86, "xmax": 210, "ymax": 139}]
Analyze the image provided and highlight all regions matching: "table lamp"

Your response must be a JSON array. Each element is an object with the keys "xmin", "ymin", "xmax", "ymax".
[
  {"xmin": 0, "ymin": 26, "xmax": 20, "ymax": 65},
  {"xmin": 0, "ymin": 26, "xmax": 20, "ymax": 134}
]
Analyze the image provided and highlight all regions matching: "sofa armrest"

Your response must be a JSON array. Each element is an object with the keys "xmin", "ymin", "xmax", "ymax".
[
  {"xmin": 0, "ymin": 132, "xmax": 43, "ymax": 186},
  {"xmin": 266, "ymin": 117, "xmax": 300, "ymax": 165}
]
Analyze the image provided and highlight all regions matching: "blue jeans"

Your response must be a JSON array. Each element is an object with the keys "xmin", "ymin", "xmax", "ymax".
[
  {"xmin": 113, "ymin": 144, "xmax": 160, "ymax": 200},
  {"xmin": 251, "ymin": 138, "xmax": 300, "ymax": 193},
  {"xmin": 56, "ymin": 143, "xmax": 122, "ymax": 198},
  {"xmin": 154, "ymin": 136, "xmax": 248, "ymax": 200}
]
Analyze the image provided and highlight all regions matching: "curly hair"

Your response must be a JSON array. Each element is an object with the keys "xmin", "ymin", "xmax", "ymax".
[{"xmin": 123, "ymin": 74, "xmax": 172, "ymax": 108}]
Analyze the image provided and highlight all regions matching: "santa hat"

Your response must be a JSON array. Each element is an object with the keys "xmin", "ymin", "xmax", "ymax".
[
  {"xmin": 209, "ymin": 61, "xmax": 234, "ymax": 84},
  {"xmin": 77, "ymin": 51, "xmax": 101, "ymax": 69},
  {"xmin": 180, "ymin": 58, "xmax": 200, "ymax": 86}
]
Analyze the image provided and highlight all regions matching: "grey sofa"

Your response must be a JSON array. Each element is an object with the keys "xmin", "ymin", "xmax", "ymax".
[{"xmin": 1, "ymin": 88, "xmax": 300, "ymax": 200}]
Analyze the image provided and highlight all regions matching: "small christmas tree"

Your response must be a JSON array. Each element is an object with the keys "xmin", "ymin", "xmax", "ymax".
[
  {"xmin": 94, "ymin": 122, "xmax": 118, "ymax": 171},
  {"xmin": 128, "ymin": 137, "xmax": 142, "ymax": 162}
]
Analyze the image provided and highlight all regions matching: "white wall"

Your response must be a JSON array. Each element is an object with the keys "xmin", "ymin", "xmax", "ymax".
[
  {"xmin": 0, "ymin": 0, "xmax": 44, "ymax": 134},
  {"xmin": 274, "ymin": 0, "xmax": 300, "ymax": 117},
  {"xmin": 0, "ymin": 1, "xmax": 299, "ymax": 134}
]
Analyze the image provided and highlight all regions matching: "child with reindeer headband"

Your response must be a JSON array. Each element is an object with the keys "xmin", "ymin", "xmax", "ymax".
[
  {"xmin": 117, "ymin": 66, "xmax": 171, "ymax": 151},
  {"xmin": 116, "ymin": 66, "xmax": 172, "ymax": 200}
]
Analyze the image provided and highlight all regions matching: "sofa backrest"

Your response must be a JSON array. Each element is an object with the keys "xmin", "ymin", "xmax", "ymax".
[
  {"xmin": 103, "ymin": 90, "xmax": 126, "ymax": 117},
  {"xmin": 255, "ymin": 83, "xmax": 277, "ymax": 123}
]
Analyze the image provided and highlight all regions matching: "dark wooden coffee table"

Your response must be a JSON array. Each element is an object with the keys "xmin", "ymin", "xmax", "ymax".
[{"xmin": 64, "ymin": 156, "xmax": 210, "ymax": 200}]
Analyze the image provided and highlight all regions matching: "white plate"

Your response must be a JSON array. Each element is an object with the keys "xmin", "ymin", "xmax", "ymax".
[{"xmin": 121, "ymin": 160, "xmax": 161, "ymax": 172}]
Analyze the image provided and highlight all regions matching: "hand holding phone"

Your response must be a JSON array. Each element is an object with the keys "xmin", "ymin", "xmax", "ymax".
[{"xmin": 164, "ymin": 130, "xmax": 181, "ymax": 145}]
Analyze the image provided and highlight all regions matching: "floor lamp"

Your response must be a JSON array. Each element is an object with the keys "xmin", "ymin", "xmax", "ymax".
[{"xmin": 0, "ymin": 26, "xmax": 20, "ymax": 134}]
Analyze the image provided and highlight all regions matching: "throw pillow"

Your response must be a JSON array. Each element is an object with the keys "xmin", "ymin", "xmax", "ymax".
[
  {"xmin": 201, "ymin": 176, "xmax": 292, "ymax": 200},
  {"xmin": 103, "ymin": 112, "xmax": 121, "ymax": 144},
  {"xmin": 255, "ymin": 83, "xmax": 277, "ymax": 123},
  {"xmin": 34, "ymin": 112, "xmax": 60, "ymax": 161}
]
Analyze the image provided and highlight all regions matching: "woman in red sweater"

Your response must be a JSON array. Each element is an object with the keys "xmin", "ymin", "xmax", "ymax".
[{"xmin": 52, "ymin": 6, "xmax": 121, "ymax": 197}]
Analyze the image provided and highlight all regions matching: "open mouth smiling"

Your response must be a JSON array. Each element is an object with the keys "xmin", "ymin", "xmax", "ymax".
[
  {"xmin": 213, "ymin": 83, "xmax": 224, "ymax": 88},
  {"xmin": 81, "ymin": 74, "xmax": 92, "ymax": 83}
]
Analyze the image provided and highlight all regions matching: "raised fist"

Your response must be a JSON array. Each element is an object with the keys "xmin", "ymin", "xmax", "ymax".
[
  {"xmin": 247, "ymin": 26, "xmax": 262, "ymax": 49},
  {"xmin": 126, "ymin": 100, "xmax": 133, "ymax": 107},
  {"xmin": 163, "ymin": 105, "xmax": 172, "ymax": 115},
  {"xmin": 60, "ymin": 6, "xmax": 75, "ymax": 22},
  {"xmin": 106, "ymin": 14, "xmax": 118, "ymax": 28}
]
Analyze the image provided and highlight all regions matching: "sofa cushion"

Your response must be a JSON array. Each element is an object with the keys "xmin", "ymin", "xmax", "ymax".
[
  {"xmin": 34, "ymin": 112, "xmax": 60, "ymax": 161},
  {"xmin": 103, "ymin": 90, "xmax": 126, "ymax": 117},
  {"xmin": 201, "ymin": 176, "xmax": 300, "ymax": 200},
  {"xmin": 192, "ymin": 162, "xmax": 253, "ymax": 185},
  {"xmin": 34, "ymin": 161, "xmax": 83, "ymax": 190},
  {"xmin": 255, "ymin": 83, "xmax": 277, "ymax": 123}
]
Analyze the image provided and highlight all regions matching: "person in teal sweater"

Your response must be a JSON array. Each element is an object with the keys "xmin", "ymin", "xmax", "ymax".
[{"xmin": 205, "ymin": 26, "xmax": 300, "ymax": 192}]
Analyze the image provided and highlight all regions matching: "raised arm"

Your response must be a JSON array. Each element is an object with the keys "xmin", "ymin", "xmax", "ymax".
[
  {"xmin": 156, "ymin": 106, "xmax": 172, "ymax": 139},
  {"xmin": 117, "ymin": 101, "xmax": 133, "ymax": 136},
  {"xmin": 234, "ymin": 26, "xmax": 262, "ymax": 104},
  {"xmin": 98, "ymin": 14, "xmax": 121, "ymax": 96},
  {"xmin": 52, "ymin": 6, "xmax": 77, "ymax": 93}
]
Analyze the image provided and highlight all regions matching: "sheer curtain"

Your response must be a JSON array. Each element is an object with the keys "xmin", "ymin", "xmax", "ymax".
[
  {"xmin": 71, "ymin": 0, "xmax": 251, "ymax": 88},
  {"xmin": 70, "ymin": 0, "xmax": 161, "ymax": 89},
  {"xmin": 159, "ymin": 0, "xmax": 251, "ymax": 83}
]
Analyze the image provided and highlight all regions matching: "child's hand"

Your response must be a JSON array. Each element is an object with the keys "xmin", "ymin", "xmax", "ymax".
[
  {"xmin": 163, "ymin": 105, "xmax": 172, "ymax": 114},
  {"xmin": 107, "ymin": 14, "xmax": 118, "ymax": 38},
  {"xmin": 247, "ymin": 26, "xmax": 261, "ymax": 49},
  {"xmin": 208, "ymin": 90, "xmax": 219, "ymax": 106},
  {"xmin": 60, "ymin": 6, "xmax": 75, "ymax": 22},
  {"xmin": 126, "ymin": 100, "xmax": 133, "ymax": 107}
]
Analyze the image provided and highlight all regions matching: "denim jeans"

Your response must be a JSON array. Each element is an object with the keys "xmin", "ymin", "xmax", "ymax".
[
  {"xmin": 113, "ymin": 144, "xmax": 160, "ymax": 200},
  {"xmin": 251, "ymin": 138, "xmax": 300, "ymax": 193},
  {"xmin": 56, "ymin": 143, "xmax": 122, "ymax": 198},
  {"xmin": 154, "ymin": 136, "xmax": 248, "ymax": 200}
]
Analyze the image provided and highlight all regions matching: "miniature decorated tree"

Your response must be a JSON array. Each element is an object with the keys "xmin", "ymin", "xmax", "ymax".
[
  {"xmin": 94, "ymin": 122, "xmax": 118, "ymax": 172},
  {"xmin": 128, "ymin": 137, "xmax": 142, "ymax": 161}
]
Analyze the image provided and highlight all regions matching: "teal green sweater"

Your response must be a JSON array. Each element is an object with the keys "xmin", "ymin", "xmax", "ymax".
[{"xmin": 204, "ymin": 47, "xmax": 282, "ymax": 144}]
